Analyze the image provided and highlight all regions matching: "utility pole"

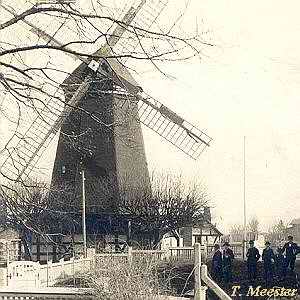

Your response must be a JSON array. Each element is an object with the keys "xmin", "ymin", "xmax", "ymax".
[
  {"xmin": 243, "ymin": 136, "xmax": 247, "ymax": 259},
  {"xmin": 82, "ymin": 169, "xmax": 87, "ymax": 258}
]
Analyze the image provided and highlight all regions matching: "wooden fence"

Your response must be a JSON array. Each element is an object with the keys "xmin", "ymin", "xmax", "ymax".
[
  {"xmin": 167, "ymin": 242, "xmax": 244, "ymax": 262},
  {"xmin": 3, "ymin": 257, "xmax": 95, "ymax": 288},
  {"xmin": 0, "ymin": 244, "xmax": 232, "ymax": 300},
  {"xmin": 206, "ymin": 242, "xmax": 244, "ymax": 259},
  {"xmin": 0, "ymin": 287, "xmax": 94, "ymax": 300},
  {"xmin": 0, "ymin": 287, "xmax": 189, "ymax": 300},
  {"xmin": 0, "ymin": 243, "xmax": 245, "ymax": 289},
  {"xmin": 0, "ymin": 245, "xmax": 243, "ymax": 293}
]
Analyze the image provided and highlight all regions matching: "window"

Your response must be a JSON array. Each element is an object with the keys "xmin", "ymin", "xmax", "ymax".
[{"xmin": 62, "ymin": 165, "xmax": 66, "ymax": 174}]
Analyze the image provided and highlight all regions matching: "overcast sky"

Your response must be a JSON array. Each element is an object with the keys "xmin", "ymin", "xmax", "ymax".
[
  {"xmin": 138, "ymin": 0, "xmax": 300, "ymax": 232},
  {"xmin": 1, "ymin": 0, "xmax": 300, "ymax": 233}
]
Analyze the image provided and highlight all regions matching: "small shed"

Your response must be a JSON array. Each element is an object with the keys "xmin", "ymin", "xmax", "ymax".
[{"xmin": 180, "ymin": 220, "xmax": 223, "ymax": 247}]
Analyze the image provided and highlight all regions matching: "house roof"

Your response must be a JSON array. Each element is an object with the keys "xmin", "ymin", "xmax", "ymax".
[{"xmin": 192, "ymin": 220, "xmax": 223, "ymax": 236}]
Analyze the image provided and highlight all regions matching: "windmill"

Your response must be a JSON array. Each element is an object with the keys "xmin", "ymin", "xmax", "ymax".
[{"xmin": 0, "ymin": 0, "xmax": 212, "ymax": 256}]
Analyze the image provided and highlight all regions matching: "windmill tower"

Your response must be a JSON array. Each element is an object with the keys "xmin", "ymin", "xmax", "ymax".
[
  {"xmin": 51, "ymin": 37, "xmax": 150, "ymax": 216},
  {"xmin": 0, "ymin": 0, "xmax": 212, "ymax": 257}
]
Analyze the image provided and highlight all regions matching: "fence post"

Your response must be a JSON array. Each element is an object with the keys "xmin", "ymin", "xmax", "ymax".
[
  {"xmin": 1, "ymin": 267, "xmax": 8, "ymax": 287},
  {"xmin": 59, "ymin": 258, "xmax": 64, "ymax": 279},
  {"xmin": 36, "ymin": 262, "xmax": 41, "ymax": 288},
  {"xmin": 6, "ymin": 241, "xmax": 10, "ymax": 267},
  {"xmin": 194, "ymin": 243, "xmax": 206, "ymax": 300},
  {"xmin": 128, "ymin": 246, "xmax": 133, "ymax": 264},
  {"xmin": 202, "ymin": 242, "xmax": 208, "ymax": 263}
]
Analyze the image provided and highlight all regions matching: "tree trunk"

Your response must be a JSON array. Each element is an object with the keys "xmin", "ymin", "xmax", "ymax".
[
  {"xmin": 20, "ymin": 233, "xmax": 32, "ymax": 261},
  {"xmin": 153, "ymin": 230, "xmax": 161, "ymax": 249}
]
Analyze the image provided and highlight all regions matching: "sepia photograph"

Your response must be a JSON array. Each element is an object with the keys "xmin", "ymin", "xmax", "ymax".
[{"xmin": 0, "ymin": 0, "xmax": 299, "ymax": 299}]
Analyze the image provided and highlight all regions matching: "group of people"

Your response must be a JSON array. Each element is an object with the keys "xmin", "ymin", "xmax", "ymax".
[{"xmin": 211, "ymin": 235, "xmax": 300, "ymax": 285}]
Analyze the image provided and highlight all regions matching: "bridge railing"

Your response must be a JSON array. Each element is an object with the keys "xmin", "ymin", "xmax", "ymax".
[
  {"xmin": 3, "ymin": 257, "xmax": 95, "ymax": 288},
  {"xmin": 0, "ymin": 287, "xmax": 94, "ymax": 299}
]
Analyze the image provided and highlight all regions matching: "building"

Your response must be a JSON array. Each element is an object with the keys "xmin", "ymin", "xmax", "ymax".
[
  {"xmin": 160, "ymin": 207, "xmax": 223, "ymax": 249},
  {"xmin": 180, "ymin": 221, "xmax": 223, "ymax": 246},
  {"xmin": 0, "ymin": 228, "xmax": 21, "ymax": 264},
  {"xmin": 44, "ymin": 59, "xmax": 150, "ymax": 258}
]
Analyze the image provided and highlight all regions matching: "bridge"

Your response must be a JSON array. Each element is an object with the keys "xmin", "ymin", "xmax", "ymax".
[{"xmin": 0, "ymin": 244, "xmax": 237, "ymax": 299}]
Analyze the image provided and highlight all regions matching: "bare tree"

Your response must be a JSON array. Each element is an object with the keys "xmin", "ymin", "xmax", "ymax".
[
  {"xmin": 0, "ymin": 180, "xmax": 79, "ymax": 259},
  {"xmin": 229, "ymin": 224, "xmax": 245, "ymax": 242},
  {"xmin": 0, "ymin": 1, "xmax": 213, "ymax": 251},
  {"xmin": 0, "ymin": 1, "xmax": 212, "ymax": 142},
  {"xmin": 248, "ymin": 217, "xmax": 259, "ymax": 240},
  {"xmin": 117, "ymin": 173, "xmax": 210, "ymax": 247},
  {"xmin": 266, "ymin": 219, "xmax": 288, "ymax": 244}
]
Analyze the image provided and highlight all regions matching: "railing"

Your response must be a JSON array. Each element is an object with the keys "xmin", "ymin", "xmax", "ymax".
[
  {"xmin": 4, "ymin": 257, "xmax": 95, "ymax": 288},
  {"xmin": 206, "ymin": 242, "xmax": 244, "ymax": 259},
  {"xmin": 0, "ymin": 287, "xmax": 94, "ymax": 300},
  {"xmin": 0, "ymin": 245, "xmax": 232, "ymax": 300},
  {"xmin": 168, "ymin": 247, "xmax": 194, "ymax": 262},
  {"xmin": 0, "ymin": 243, "xmax": 246, "ymax": 289},
  {"xmin": 132, "ymin": 249, "xmax": 166, "ymax": 261},
  {"xmin": 0, "ymin": 287, "xmax": 189, "ymax": 300},
  {"xmin": 167, "ymin": 243, "xmax": 244, "ymax": 262}
]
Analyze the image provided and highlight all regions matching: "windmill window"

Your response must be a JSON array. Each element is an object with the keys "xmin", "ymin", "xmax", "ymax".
[
  {"xmin": 101, "ymin": 62, "xmax": 109, "ymax": 74},
  {"xmin": 62, "ymin": 165, "xmax": 66, "ymax": 174}
]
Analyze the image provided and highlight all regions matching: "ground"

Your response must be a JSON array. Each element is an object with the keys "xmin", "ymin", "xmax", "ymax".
[
  {"xmin": 54, "ymin": 259, "xmax": 300, "ymax": 299},
  {"xmin": 159, "ymin": 259, "xmax": 300, "ymax": 299}
]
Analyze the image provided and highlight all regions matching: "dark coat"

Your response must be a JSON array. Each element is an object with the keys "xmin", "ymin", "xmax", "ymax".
[
  {"xmin": 262, "ymin": 247, "xmax": 275, "ymax": 265},
  {"xmin": 212, "ymin": 250, "xmax": 223, "ymax": 270},
  {"xmin": 283, "ymin": 242, "xmax": 299, "ymax": 258},
  {"xmin": 275, "ymin": 253, "xmax": 286, "ymax": 274},
  {"xmin": 223, "ymin": 248, "xmax": 234, "ymax": 267},
  {"xmin": 246, "ymin": 247, "xmax": 260, "ymax": 263}
]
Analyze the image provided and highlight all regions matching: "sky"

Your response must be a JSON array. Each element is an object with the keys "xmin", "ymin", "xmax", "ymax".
[
  {"xmin": 1, "ymin": 0, "xmax": 300, "ymax": 233},
  {"xmin": 137, "ymin": 0, "xmax": 300, "ymax": 232}
]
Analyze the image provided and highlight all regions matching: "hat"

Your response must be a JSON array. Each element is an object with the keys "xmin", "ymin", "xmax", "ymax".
[
  {"xmin": 214, "ymin": 244, "xmax": 220, "ymax": 250},
  {"xmin": 249, "ymin": 240, "xmax": 254, "ymax": 244},
  {"xmin": 265, "ymin": 241, "xmax": 271, "ymax": 246},
  {"xmin": 223, "ymin": 242, "xmax": 230, "ymax": 246}
]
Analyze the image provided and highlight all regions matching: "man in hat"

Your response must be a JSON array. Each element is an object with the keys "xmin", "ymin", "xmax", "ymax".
[
  {"xmin": 212, "ymin": 244, "xmax": 223, "ymax": 283},
  {"xmin": 262, "ymin": 241, "xmax": 275, "ymax": 285},
  {"xmin": 246, "ymin": 240, "xmax": 260, "ymax": 281},
  {"xmin": 222, "ymin": 242, "xmax": 235, "ymax": 284},
  {"xmin": 282, "ymin": 235, "xmax": 299, "ymax": 272}
]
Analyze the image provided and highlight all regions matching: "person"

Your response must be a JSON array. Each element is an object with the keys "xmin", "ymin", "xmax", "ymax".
[
  {"xmin": 275, "ymin": 247, "xmax": 286, "ymax": 281},
  {"xmin": 246, "ymin": 240, "xmax": 260, "ymax": 281},
  {"xmin": 212, "ymin": 244, "xmax": 223, "ymax": 283},
  {"xmin": 283, "ymin": 235, "xmax": 299, "ymax": 272},
  {"xmin": 222, "ymin": 242, "xmax": 234, "ymax": 284},
  {"xmin": 262, "ymin": 241, "xmax": 275, "ymax": 285}
]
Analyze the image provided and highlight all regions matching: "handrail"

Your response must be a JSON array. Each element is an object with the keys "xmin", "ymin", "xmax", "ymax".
[
  {"xmin": 201, "ymin": 265, "xmax": 232, "ymax": 300},
  {"xmin": 168, "ymin": 247, "xmax": 194, "ymax": 250}
]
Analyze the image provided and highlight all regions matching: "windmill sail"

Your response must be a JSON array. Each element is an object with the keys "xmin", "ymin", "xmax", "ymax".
[
  {"xmin": 114, "ymin": 90, "xmax": 212, "ymax": 160},
  {"xmin": 0, "ymin": 0, "xmax": 211, "ymax": 185}
]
